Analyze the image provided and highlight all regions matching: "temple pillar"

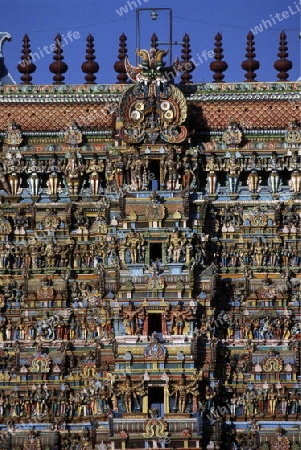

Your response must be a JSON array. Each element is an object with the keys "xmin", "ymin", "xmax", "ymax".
[
  {"xmin": 193, "ymin": 395, "xmax": 198, "ymax": 413},
  {"xmin": 120, "ymin": 243, "xmax": 126, "ymax": 266},
  {"xmin": 162, "ymin": 242, "xmax": 167, "ymax": 265},
  {"xmin": 143, "ymin": 395, "xmax": 148, "ymax": 414},
  {"xmin": 144, "ymin": 314, "xmax": 149, "ymax": 336},
  {"xmin": 145, "ymin": 240, "xmax": 150, "ymax": 267},
  {"xmin": 160, "ymin": 163, "xmax": 164, "ymax": 190},
  {"xmin": 164, "ymin": 385, "xmax": 170, "ymax": 414},
  {"xmin": 161, "ymin": 315, "xmax": 167, "ymax": 335}
]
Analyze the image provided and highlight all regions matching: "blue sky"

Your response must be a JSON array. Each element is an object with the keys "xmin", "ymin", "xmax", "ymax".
[{"xmin": 2, "ymin": 0, "xmax": 300, "ymax": 84}]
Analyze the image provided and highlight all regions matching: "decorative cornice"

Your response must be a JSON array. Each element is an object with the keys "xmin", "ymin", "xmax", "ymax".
[{"xmin": 0, "ymin": 81, "xmax": 299, "ymax": 103}]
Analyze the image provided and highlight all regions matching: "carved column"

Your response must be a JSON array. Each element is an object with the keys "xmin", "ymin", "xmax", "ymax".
[
  {"xmin": 161, "ymin": 315, "xmax": 167, "ymax": 335},
  {"xmin": 143, "ymin": 314, "xmax": 149, "ymax": 336},
  {"xmin": 164, "ymin": 385, "xmax": 170, "ymax": 414},
  {"xmin": 142, "ymin": 395, "xmax": 148, "ymax": 414}
]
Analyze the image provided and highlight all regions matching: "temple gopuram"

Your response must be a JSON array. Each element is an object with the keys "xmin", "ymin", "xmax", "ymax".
[{"xmin": 0, "ymin": 28, "xmax": 299, "ymax": 450}]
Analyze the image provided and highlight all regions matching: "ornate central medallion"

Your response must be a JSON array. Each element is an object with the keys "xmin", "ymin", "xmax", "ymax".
[{"xmin": 118, "ymin": 48, "xmax": 187, "ymax": 144}]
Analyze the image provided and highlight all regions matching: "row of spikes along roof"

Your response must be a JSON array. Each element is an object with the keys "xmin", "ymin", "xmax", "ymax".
[{"xmin": 16, "ymin": 31, "xmax": 293, "ymax": 85}]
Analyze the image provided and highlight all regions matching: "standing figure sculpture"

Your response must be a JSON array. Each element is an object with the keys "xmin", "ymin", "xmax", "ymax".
[
  {"xmin": 64, "ymin": 151, "xmax": 85, "ymax": 196},
  {"xmin": 226, "ymin": 153, "xmax": 241, "ymax": 195},
  {"xmin": 105, "ymin": 159, "xmax": 115, "ymax": 192},
  {"xmin": 267, "ymin": 384, "xmax": 278, "ymax": 417},
  {"xmin": 130, "ymin": 152, "xmax": 148, "ymax": 191},
  {"xmin": 120, "ymin": 302, "xmax": 145, "ymax": 335},
  {"xmin": 46, "ymin": 156, "xmax": 62, "ymax": 197},
  {"xmin": 27, "ymin": 155, "xmax": 43, "ymax": 197},
  {"xmin": 86, "ymin": 155, "xmax": 104, "ymax": 196},
  {"xmin": 182, "ymin": 156, "xmax": 195, "ymax": 189},
  {"xmin": 162, "ymin": 150, "xmax": 181, "ymax": 190},
  {"xmin": 4, "ymin": 152, "xmax": 23, "ymax": 196},
  {"xmin": 126, "ymin": 229, "xmax": 144, "ymax": 264},
  {"xmin": 114, "ymin": 375, "xmax": 145, "ymax": 413},
  {"xmin": 13, "ymin": 208, "xmax": 28, "ymax": 237},
  {"xmin": 74, "ymin": 208, "xmax": 90, "ymax": 237},
  {"xmin": 168, "ymin": 228, "xmax": 186, "ymax": 263},
  {"xmin": 113, "ymin": 156, "xmax": 125, "ymax": 189},
  {"xmin": 96, "ymin": 382, "xmax": 113, "ymax": 413},
  {"xmin": 164, "ymin": 302, "xmax": 194, "ymax": 335},
  {"xmin": 169, "ymin": 374, "xmax": 199, "ymax": 413}
]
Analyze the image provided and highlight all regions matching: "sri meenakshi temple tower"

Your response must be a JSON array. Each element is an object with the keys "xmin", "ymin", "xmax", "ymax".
[{"xmin": 0, "ymin": 25, "xmax": 299, "ymax": 450}]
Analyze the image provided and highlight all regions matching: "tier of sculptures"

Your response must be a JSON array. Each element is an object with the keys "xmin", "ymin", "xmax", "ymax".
[
  {"xmin": 194, "ymin": 311, "xmax": 299, "ymax": 342},
  {"xmin": 204, "ymin": 149, "xmax": 300, "ymax": 196},
  {"xmin": 0, "ymin": 296, "xmax": 198, "ymax": 339},
  {"xmin": 202, "ymin": 384, "xmax": 301, "ymax": 419},
  {"xmin": 0, "ymin": 239, "xmax": 299, "ymax": 271},
  {"xmin": 0, "ymin": 365, "xmax": 298, "ymax": 420},
  {"xmin": 0, "ymin": 213, "xmax": 299, "ymax": 270},
  {"xmin": 0, "ymin": 301, "xmax": 299, "ymax": 342},
  {"xmin": 0, "ymin": 148, "xmax": 197, "ymax": 196},
  {"xmin": 0, "ymin": 147, "xmax": 299, "ymax": 197},
  {"xmin": 0, "ymin": 269, "xmax": 299, "ymax": 345}
]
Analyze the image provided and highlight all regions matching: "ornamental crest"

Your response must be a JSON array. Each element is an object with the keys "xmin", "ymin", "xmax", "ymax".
[
  {"xmin": 146, "ymin": 273, "xmax": 164, "ymax": 290},
  {"xmin": 145, "ymin": 199, "xmax": 165, "ymax": 220},
  {"xmin": 243, "ymin": 210, "xmax": 269, "ymax": 226},
  {"xmin": 144, "ymin": 334, "xmax": 166, "ymax": 360},
  {"xmin": 29, "ymin": 353, "xmax": 51, "ymax": 373},
  {"xmin": 222, "ymin": 122, "xmax": 242, "ymax": 146},
  {"xmin": 262, "ymin": 356, "xmax": 283, "ymax": 372},
  {"xmin": 119, "ymin": 48, "xmax": 187, "ymax": 144},
  {"xmin": 23, "ymin": 435, "xmax": 42, "ymax": 450},
  {"xmin": 64, "ymin": 121, "xmax": 82, "ymax": 146},
  {"xmin": 0, "ymin": 215, "xmax": 12, "ymax": 235},
  {"xmin": 5, "ymin": 121, "xmax": 23, "ymax": 147},
  {"xmin": 41, "ymin": 208, "xmax": 61, "ymax": 230},
  {"xmin": 37, "ymin": 285, "xmax": 54, "ymax": 301},
  {"xmin": 143, "ymin": 409, "xmax": 168, "ymax": 439},
  {"xmin": 285, "ymin": 120, "xmax": 301, "ymax": 145},
  {"xmin": 82, "ymin": 363, "xmax": 97, "ymax": 379},
  {"xmin": 257, "ymin": 283, "xmax": 276, "ymax": 299},
  {"xmin": 270, "ymin": 426, "xmax": 290, "ymax": 450}
]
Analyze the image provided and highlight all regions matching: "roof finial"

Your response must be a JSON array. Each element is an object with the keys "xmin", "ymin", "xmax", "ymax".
[
  {"xmin": 49, "ymin": 34, "xmax": 68, "ymax": 85},
  {"xmin": 17, "ymin": 34, "xmax": 36, "ymax": 85},
  {"xmin": 209, "ymin": 32, "xmax": 228, "ymax": 82},
  {"xmin": 81, "ymin": 34, "xmax": 99, "ymax": 84},
  {"xmin": 180, "ymin": 33, "xmax": 194, "ymax": 84},
  {"xmin": 241, "ymin": 31, "xmax": 259, "ymax": 82},
  {"xmin": 150, "ymin": 33, "xmax": 159, "ymax": 50},
  {"xmin": 274, "ymin": 31, "xmax": 292, "ymax": 81},
  {"xmin": 113, "ymin": 33, "xmax": 129, "ymax": 84}
]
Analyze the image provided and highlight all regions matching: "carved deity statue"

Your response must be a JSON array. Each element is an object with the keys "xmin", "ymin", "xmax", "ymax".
[
  {"xmin": 226, "ymin": 154, "xmax": 242, "ymax": 194},
  {"xmin": 161, "ymin": 150, "xmax": 181, "ymax": 190},
  {"xmin": 3, "ymin": 152, "xmax": 24, "ymax": 196},
  {"xmin": 125, "ymin": 229, "xmax": 144, "ymax": 264},
  {"xmin": 27, "ymin": 155, "xmax": 44, "ymax": 197},
  {"xmin": 46, "ymin": 156, "xmax": 62, "ymax": 196},
  {"xmin": 120, "ymin": 302, "xmax": 145, "ymax": 335},
  {"xmin": 86, "ymin": 155, "xmax": 104, "ymax": 195},
  {"xmin": 64, "ymin": 151, "xmax": 84, "ymax": 195},
  {"xmin": 169, "ymin": 374, "xmax": 199, "ymax": 413},
  {"xmin": 164, "ymin": 302, "xmax": 194, "ymax": 335},
  {"xmin": 168, "ymin": 228, "xmax": 186, "ymax": 263},
  {"xmin": 114, "ymin": 375, "xmax": 145, "ymax": 413},
  {"xmin": 113, "ymin": 156, "xmax": 125, "ymax": 190}
]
